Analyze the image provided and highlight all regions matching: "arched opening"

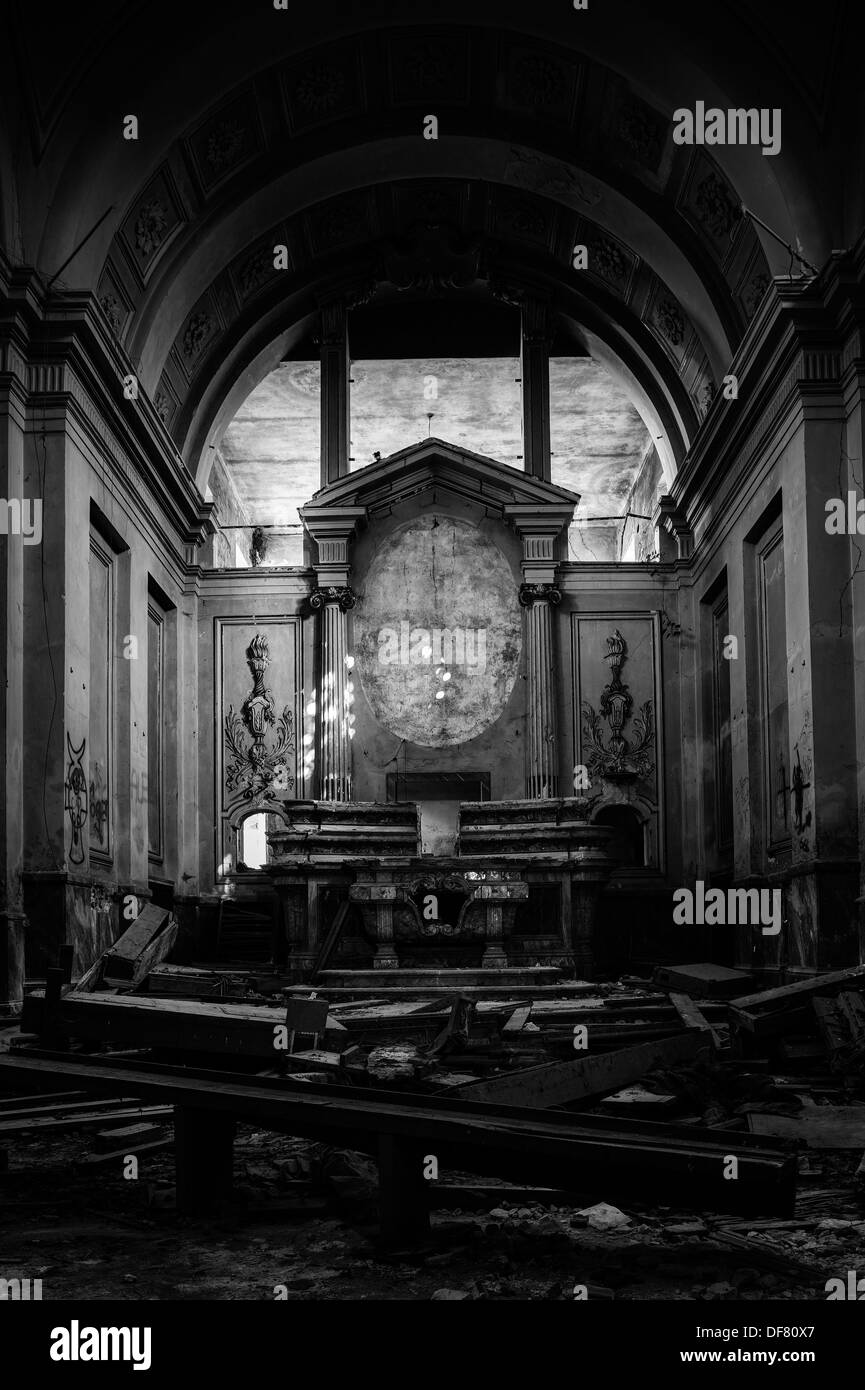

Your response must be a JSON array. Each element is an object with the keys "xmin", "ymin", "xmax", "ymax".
[
  {"xmin": 593, "ymin": 804, "xmax": 645, "ymax": 868},
  {"xmin": 237, "ymin": 811, "xmax": 269, "ymax": 872}
]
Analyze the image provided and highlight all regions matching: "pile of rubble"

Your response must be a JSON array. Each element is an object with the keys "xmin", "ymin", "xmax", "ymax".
[{"xmin": 1, "ymin": 907, "xmax": 864, "ymax": 1297}]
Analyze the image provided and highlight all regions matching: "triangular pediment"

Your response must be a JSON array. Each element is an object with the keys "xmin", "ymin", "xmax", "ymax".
[{"xmin": 302, "ymin": 437, "xmax": 580, "ymax": 520}]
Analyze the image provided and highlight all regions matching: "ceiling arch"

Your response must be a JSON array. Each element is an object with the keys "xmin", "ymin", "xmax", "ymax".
[
  {"xmin": 4, "ymin": 4, "xmax": 853, "ymax": 496},
  {"xmin": 7, "ymin": 2, "xmax": 848, "ymax": 279}
]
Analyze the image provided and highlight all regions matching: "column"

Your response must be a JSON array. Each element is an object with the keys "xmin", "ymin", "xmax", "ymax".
[
  {"xmin": 301, "ymin": 506, "xmax": 366, "ymax": 803},
  {"xmin": 310, "ymin": 585, "xmax": 356, "ymax": 801},
  {"xmin": 521, "ymin": 297, "xmax": 552, "ymax": 482},
  {"xmin": 505, "ymin": 504, "xmax": 576, "ymax": 802},
  {"xmin": 318, "ymin": 298, "xmax": 350, "ymax": 487},
  {"xmin": 519, "ymin": 583, "xmax": 561, "ymax": 799}
]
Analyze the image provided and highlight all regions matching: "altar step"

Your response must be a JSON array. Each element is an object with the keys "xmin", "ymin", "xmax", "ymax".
[{"xmin": 316, "ymin": 965, "xmax": 562, "ymax": 989}]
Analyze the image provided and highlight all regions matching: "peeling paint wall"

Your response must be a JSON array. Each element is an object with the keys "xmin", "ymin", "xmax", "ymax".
[{"xmin": 350, "ymin": 501, "xmax": 527, "ymax": 800}]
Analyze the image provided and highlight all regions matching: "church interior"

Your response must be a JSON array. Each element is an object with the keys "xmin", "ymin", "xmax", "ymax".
[{"xmin": 2, "ymin": 0, "xmax": 865, "ymax": 1312}]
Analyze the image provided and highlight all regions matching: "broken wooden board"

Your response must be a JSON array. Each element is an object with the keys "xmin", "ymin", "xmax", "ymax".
[
  {"xmin": 80, "ymin": 1137, "xmax": 173, "ymax": 1166},
  {"xmin": 427, "ymin": 995, "xmax": 475, "ymax": 1056},
  {"xmin": 653, "ymin": 963, "xmax": 752, "ymax": 998},
  {"xmin": 141, "ymin": 965, "xmax": 252, "ymax": 998},
  {"xmin": 669, "ymin": 993, "xmax": 723, "ymax": 1049},
  {"xmin": 93, "ymin": 1121, "xmax": 168, "ymax": 1152},
  {"xmin": 501, "ymin": 1004, "xmax": 533, "ymax": 1034},
  {"xmin": 282, "ymin": 1050, "xmax": 346, "ymax": 1075},
  {"xmin": 450, "ymin": 1031, "xmax": 705, "ymax": 1107},
  {"xmin": 748, "ymin": 1108, "xmax": 865, "ymax": 1148},
  {"xmin": 101, "ymin": 904, "xmax": 178, "ymax": 987},
  {"xmin": 730, "ymin": 965, "xmax": 865, "ymax": 1036},
  {"xmin": 0, "ymin": 1103, "xmax": 173, "ymax": 1138}
]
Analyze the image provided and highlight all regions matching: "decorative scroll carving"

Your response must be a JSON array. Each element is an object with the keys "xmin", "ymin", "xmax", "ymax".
[
  {"xmin": 224, "ymin": 634, "xmax": 295, "ymax": 801},
  {"xmin": 65, "ymin": 734, "xmax": 88, "ymax": 865},
  {"xmin": 581, "ymin": 630, "xmax": 655, "ymax": 781},
  {"xmin": 309, "ymin": 586, "xmax": 356, "ymax": 612},
  {"xmin": 519, "ymin": 583, "xmax": 561, "ymax": 607}
]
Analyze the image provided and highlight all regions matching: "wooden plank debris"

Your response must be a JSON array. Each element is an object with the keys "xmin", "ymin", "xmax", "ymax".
[
  {"xmin": 93, "ymin": 1121, "xmax": 168, "ymax": 1152},
  {"xmin": 102, "ymin": 904, "xmax": 179, "ymax": 988},
  {"xmin": 599, "ymin": 1086, "xmax": 679, "ymax": 1115},
  {"xmin": 80, "ymin": 1137, "xmax": 173, "ymax": 1166},
  {"xmin": 451, "ymin": 1031, "xmax": 705, "ymax": 1106},
  {"xmin": 653, "ymin": 963, "xmax": 752, "ymax": 998},
  {"xmin": 748, "ymin": 1108, "xmax": 865, "ymax": 1149},
  {"xmin": 0, "ymin": 1103, "xmax": 173, "ymax": 1138},
  {"xmin": 730, "ymin": 965, "xmax": 865, "ymax": 1036}
]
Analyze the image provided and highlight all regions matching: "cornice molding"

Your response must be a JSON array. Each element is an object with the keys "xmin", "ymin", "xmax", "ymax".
[{"xmin": 0, "ymin": 284, "xmax": 213, "ymax": 560}]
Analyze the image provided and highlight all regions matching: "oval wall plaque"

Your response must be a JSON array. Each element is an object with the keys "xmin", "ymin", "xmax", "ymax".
[{"xmin": 354, "ymin": 516, "xmax": 522, "ymax": 748}]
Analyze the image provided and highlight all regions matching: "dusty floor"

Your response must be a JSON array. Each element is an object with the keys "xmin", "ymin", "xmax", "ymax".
[{"xmin": 2, "ymin": 1126, "xmax": 863, "ymax": 1301}]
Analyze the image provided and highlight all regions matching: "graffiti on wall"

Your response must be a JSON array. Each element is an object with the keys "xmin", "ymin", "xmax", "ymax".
[
  {"xmin": 89, "ymin": 760, "xmax": 109, "ymax": 847},
  {"xmin": 64, "ymin": 734, "xmax": 88, "ymax": 865}
]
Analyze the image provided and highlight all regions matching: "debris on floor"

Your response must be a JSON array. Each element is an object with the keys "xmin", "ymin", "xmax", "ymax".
[{"xmin": 3, "ymin": 955, "xmax": 865, "ymax": 1298}]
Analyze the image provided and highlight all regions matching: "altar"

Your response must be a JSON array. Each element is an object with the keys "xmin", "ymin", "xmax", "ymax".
[{"xmin": 267, "ymin": 798, "xmax": 612, "ymax": 981}]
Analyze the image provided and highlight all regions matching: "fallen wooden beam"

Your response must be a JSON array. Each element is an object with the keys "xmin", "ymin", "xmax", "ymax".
[
  {"xmin": 28, "ymin": 990, "xmax": 349, "ymax": 1059},
  {"xmin": 747, "ymin": 1108, "xmax": 865, "ymax": 1148},
  {"xmin": 0, "ymin": 1050, "xmax": 798, "ymax": 1221},
  {"xmin": 451, "ymin": 1030, "xmax": 705, "ymax": 1106}
]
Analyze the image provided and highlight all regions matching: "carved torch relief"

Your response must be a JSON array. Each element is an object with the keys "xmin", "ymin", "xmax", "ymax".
[
  {"xmin": 224, "ymin": 633, "xmax": 296, "ymax": 802},
  {"xmin": 581, "ymin": 629, "xmax": 655, "ymax": 783}
]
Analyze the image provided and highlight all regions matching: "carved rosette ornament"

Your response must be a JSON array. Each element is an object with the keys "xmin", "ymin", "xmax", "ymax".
[
  {"xmin": 581, "ymin": 629, "xmax": 655, "ymax": 782},
  {"xmin": 309, "ymin": 586, "xmax": 356, "ymax": 613},
  {"xmin": 224, "ymin": 634, "xmax": 296, "ymax": 801},
  {"xmin": 519, "ymin": 583, "xmax": 561, "ymax": 607}
]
